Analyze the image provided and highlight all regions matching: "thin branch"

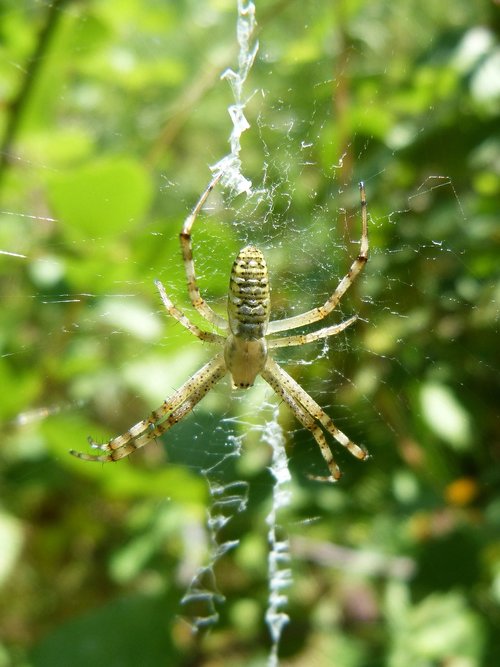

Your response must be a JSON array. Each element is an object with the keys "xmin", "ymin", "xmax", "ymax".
[{"xmin": 0, "ymin": 0, "xmax": 71, "ymax": 189}]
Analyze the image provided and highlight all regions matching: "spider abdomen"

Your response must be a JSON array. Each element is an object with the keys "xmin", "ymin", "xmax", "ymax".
[{"xmin": 227, "ymin": 245, "xmax": 270, "ymax": 339}]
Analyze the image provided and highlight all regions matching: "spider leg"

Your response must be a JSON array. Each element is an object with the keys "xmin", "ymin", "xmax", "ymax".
[
  {"xmin": 261, "ymin": 359, "xmax": 341, "ymax": 482},
  {"xmin": 267, "ymin": 182, "xmax": 368, "ymax": 334},
  {"xmin": 179, "ymin": 172, "xmax": 229, "ymax": 331},
  {"xmin": 155, "ymin": 279, "xmax": 225, "ymax": 345},
  {"xmin": 69, "ymin": 353, "xmax": 227, "ymax": 462},
  {"xmin": 262, "ymin": 357, "xmax": 368, "ymax": 480},
  {"xmin": 268, "ymin": 315, "xmax": 357, "ymax": 349}
]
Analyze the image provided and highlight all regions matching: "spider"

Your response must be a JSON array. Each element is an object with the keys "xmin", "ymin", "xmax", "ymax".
[{"xmin": 70, "ymin": 173, "xmax": 369, "ymax": 481}]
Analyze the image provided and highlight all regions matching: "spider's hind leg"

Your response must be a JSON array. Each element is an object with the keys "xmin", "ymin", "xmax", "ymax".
[
  {"xmin": 261, "ymin": 361, "xmax": 342, "ymax": 482},
  {"xmin": 262, "ymin": 357, "xmax": 368, "ymax": 481},
  {"xmin": 69, "ymin": 354, "xmax": 228, "ymax": 463}
]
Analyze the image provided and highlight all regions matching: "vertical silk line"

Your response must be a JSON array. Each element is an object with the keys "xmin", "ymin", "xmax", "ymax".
[
  {"xmin": 214, "ymin": 0, "xmax": 258, "ymax": 194},
  {"xmin": 263, "ymin": 404, "xmax": 293, "ymax": 667},
  {"xmin": 181, "ymin": 5, "xmax": 258, "ymax": 630}
]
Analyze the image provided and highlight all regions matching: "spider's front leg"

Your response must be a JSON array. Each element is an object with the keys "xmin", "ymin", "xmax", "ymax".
[
  {"xmin": 179, "ymin": 172, "xmax": 228, "ymax": 331},
  {"xmin": 267, "ymin": 182, "xmax": 369, "ymax": 335}
]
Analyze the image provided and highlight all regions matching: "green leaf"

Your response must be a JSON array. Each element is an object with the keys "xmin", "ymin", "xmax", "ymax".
[
  {"xmin": 47, "ymin": 157, "xmax": 153, "ymax": 238},
  {"xmin": 30, "ymin": 593, "xmax": 179, "ymax": 667},
  {"xmin": 42, "ymin": 415, "xmax": 207, "ymax": 505},
  {"xmin": 419, "ymin": 382, "xmax": 472, "ymax": 450}
]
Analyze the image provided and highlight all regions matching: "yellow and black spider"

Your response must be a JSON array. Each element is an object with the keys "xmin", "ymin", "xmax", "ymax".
[{"xmin": 70, "ymin": 173, "xmax": 369, "ymax": 481}]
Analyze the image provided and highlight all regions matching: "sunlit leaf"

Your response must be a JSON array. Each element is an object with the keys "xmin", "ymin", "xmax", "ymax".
[{"xmin": 47, "ymin": 157, "xmax": 153, "ymax": 238}]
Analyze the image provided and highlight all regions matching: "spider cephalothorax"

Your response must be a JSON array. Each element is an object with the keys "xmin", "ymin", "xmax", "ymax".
[{"xmin": 70, "ymin": 173, "xmax": 369, "ymax": 481}]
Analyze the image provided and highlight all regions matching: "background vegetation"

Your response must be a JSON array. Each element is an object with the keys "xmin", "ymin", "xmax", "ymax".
[{"xmin": 0, "ymin": 0, "xmax": 498, "ymax": 665}]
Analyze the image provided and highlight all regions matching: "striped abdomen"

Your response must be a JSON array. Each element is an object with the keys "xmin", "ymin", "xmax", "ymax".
[{"xmin": 227, "ymin": 245, "xmax": 270, "ymax": 339}]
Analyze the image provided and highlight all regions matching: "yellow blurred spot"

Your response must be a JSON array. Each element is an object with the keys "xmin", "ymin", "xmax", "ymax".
[{"xmin": 444, "ymin": 477, "xmax": 478, "ymax": 506}]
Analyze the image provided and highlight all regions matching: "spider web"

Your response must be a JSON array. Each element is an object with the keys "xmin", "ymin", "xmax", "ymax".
[
  {"xmin": 179, "ymin": 5, "xmax": 294, "ymax": 655},
  {"xmin": 1, "ymin": 1, "xmax": 496, "ymax": 666}
]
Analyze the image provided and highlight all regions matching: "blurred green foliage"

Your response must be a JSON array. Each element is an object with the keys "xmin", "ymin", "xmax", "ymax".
[{"xmin": 0, "ymin": 0, "xmax": 499, "ymax": 665}]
